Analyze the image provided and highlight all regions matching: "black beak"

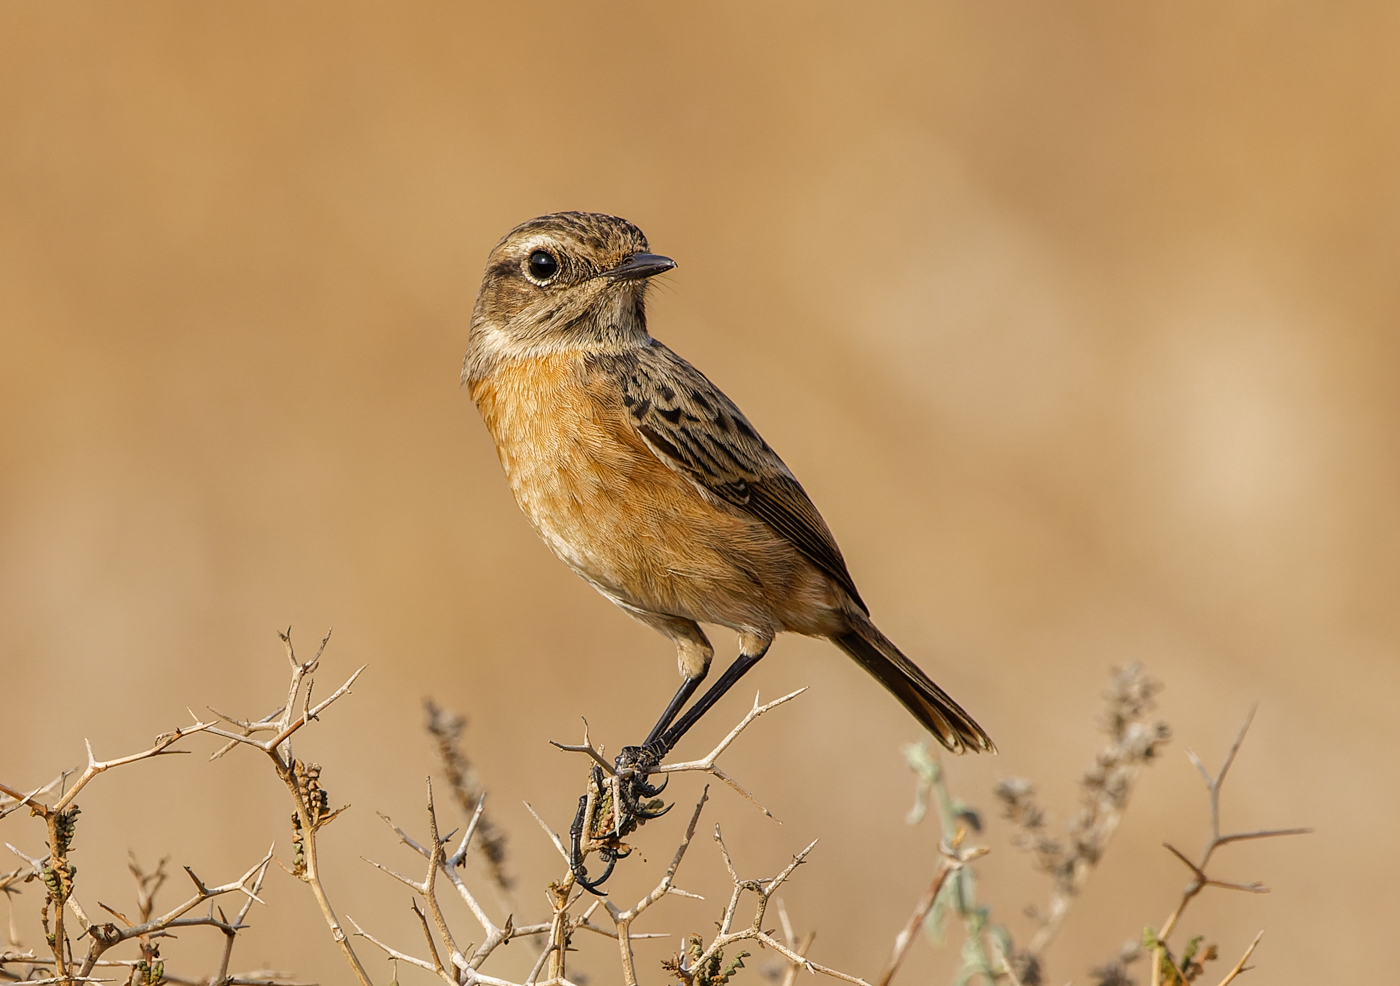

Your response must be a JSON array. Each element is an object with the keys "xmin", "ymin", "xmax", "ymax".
[{"xmin": 604, "ymin": 253, "xmax": 677, "ymax": 282}]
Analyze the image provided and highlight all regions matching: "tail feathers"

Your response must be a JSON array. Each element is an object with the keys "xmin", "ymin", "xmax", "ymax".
[{"xmin": 832, "ymin": 622, "xmax": 995, "ymax": 754}]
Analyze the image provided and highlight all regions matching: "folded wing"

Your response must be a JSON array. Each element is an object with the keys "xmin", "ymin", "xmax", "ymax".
[{"xmin": 591, "ymin": 341, "xmax": 868, "ymax": 614}]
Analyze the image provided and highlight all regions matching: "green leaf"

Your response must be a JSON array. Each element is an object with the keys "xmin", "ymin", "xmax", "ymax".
[{"xmin": 1182, "ymin": 935, "xmax": 1203, "ymax": 966}]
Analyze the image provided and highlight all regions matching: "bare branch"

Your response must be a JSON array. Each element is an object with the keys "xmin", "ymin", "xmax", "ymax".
[
  {"xmin": 522, "ymin": 803, "xmax": 569, "ymax": 863},
  {"xmin": 410, "ymin": 898, "xmax": 447, "ymax": 979},
  {"xmin": 549, "ymin": 718, "xmax": 614, "ymax": 776},
  {"xmin": 658, "ymin": 689, "xmax": 806, "ymax": 775},
  {"xmin": 1213, "ymin": 827, "xmax": 1313, "ymax": 847},
  {"xmin": 448, "ymin": 796, "xmax": 489, "ymax": 868},
  {"xmin": 266, "ymin": 667, "xmax": 365, "ymax": 759},
  {"xmin": 876, "ymin": 856, "xmax": 955, "ymax": 986},
  {"xmin": 44, "ymin": 724, "xmax": 213, "ymax": 816},
  {"xmin": 605, "ymin": 792, "xmax": 709, "ymax": 986},
  {"xmin": 648, "ymin": 689, "xmax": 804, "ymax": 819},
  {"xmin": 348, "ymin": 916, "xmax": 446, "ymax": 980},
  {"xmin": 1213, "ymin": 706, "xmax": 1257, "ymax": 804},
  {"xmin": 0, "ymin": 775, "xmax": 66, "ymax": 820},
  {"xmin": 1155, "ymin": 709, "xmax": 1308, "ymax": 954},
  {"xmin": 523, "ymin": 944, "xmax": 555, "ymax": 986},
  {"xmin": 1214, "ymin": 931, "xmax": 1264, "ymax": 986},
  {"xmin": 117, "ymin": 850, "xmax": 272, "ymax": 943},
  {"xmin": 418, "ymin": 780, "xmax": 466, "ymax": 972},
  {"xmin": 673, "ymin": 822, "xmax": 867, "ymax": 986},
  {"xmin": 207, "ymin": 708, "xmax": 283, "ymax": 763}
]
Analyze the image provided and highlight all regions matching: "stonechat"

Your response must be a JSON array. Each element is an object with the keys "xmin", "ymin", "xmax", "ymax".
[{"xmin": 463, "ymin": 212, "xmax": 993, "ymax": 767}]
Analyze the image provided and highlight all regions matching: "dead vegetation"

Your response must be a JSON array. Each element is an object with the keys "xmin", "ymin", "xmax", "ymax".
[
  {"xmin": 884, "ymin": 665, "xmax": 1308, "ymax": 986},
  {"xmin": 2, "ymin": 638, "xmax": 1304, "ymax": 986}
]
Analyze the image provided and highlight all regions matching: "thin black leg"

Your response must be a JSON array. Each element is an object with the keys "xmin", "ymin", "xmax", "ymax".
[
  {"xmin": 643, "ymin": 675, "xmax": 703, "ymax": 747},
  {"xmin": 582, "ymin": 644, "xmax": 772, "ymax": 893},
  {"xmin": 658, "ymin": 643, "xmax": 770, "ymax": 752}
]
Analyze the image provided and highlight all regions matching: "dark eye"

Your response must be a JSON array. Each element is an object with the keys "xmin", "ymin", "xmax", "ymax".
[{"xmin": 527, "ymin": 250, "xmax": 559, "ymax": 281}]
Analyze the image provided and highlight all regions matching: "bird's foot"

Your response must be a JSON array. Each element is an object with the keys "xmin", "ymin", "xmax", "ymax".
[
  {"xmin": 565, "ymin": 746, "xmax": 674, "ymax": 894},
  {"xmin": 618, "ymin": 739, "xmax": 672, "ymax": 801},
  {"xmin": 615, "ymin": 743, "xmax": 672, "ymax": 819},
  {"xmin": 568, "ymin": 765, "xmax": 643, "ymax": 895},
  {"xmin": 569, "ymin": 793, "xmax": 629, "ymax": 894}
]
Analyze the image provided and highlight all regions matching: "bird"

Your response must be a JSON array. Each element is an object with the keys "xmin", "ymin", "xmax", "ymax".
[{"xmin": 462, "ymin": 212, "xmax": 994, "ymax": 778}]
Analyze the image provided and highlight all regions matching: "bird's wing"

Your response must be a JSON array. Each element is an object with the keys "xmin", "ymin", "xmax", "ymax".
[{"xmin": 590, "ymin": 341, "xmax": 867, "ymax": 613}]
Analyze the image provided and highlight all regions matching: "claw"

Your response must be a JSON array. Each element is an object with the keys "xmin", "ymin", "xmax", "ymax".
[
  {"xmin": 568, "ymin": 793, "xmax": 609, "ymax": 895},
  {"xmin": 633, "ymin": 773, "xmax": 668, "ymax": 799},
  {"xmin": 615, "ymin": 744, "xmax": 667, "ymax": 789},
  {"xmin": 618, "ymin": 775, "xmax": 672, "ymax": 822},
  {"xmin": 568, "ymin": 739, "xmax": 677, "ymax": 893},
  {"xmin": 575, "ymin": 851, "xmax": 617, "ymax": 895},
  {"xmin": 612, "ymin": 742, "xmax": 674, "ymax": 822}
]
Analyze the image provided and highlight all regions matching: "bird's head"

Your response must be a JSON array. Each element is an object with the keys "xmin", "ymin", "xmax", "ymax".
[{"xmin": 465, "ymin": 212, "xmax": 676, "ymax": 381}]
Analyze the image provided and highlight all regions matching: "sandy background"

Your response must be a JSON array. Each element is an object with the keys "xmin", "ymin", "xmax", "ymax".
[{"xmin": 2, "ymin": 3, "xmax": 1396, "ymax": 984}]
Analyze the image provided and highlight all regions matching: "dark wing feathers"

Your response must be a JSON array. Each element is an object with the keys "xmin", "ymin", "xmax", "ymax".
[
  {"xmin": 738, "ymin": 476, "xmax": 867, "ymax": 610},
  {"xmin": 599, "ymin": 342, "xmax": 868, "ymax": 613}
]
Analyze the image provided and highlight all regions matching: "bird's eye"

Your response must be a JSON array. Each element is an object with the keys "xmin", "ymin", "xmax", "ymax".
[{"xmin": 527, "ymin": 250, "xmax": 559, "ymax": 281}]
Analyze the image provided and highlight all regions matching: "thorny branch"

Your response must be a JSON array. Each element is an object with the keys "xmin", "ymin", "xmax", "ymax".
[
  {"xmin": 204, "ymin": 628, "xmax": 374, "ymax": 986},
  {"xmin": 6, "ymin": 634, "xmax": 1303, "ymax": 986},
  {"xmin": 353, "ymin": 690, "xmax": 867, "ymax": 986},
  {"xmin": 424, "ymin": 702, "xmax": 512, "ymax": 892},
  {"xmin": 0, "ymin": 702, "xmax": 216, "ymax": 962},
  {"xmin": 1, "ymin": 724, "xmax": 297, "ymax": 986},
  {"xmin": 666, "ymin": 824, "xmax": 867, "ymax": 986},
  {"xmin": 4, "ymin": 630, "xmax": 862, "ymax": 986},
  {"xmin": 603, "ymin": 790, "xmax": 709, "ymax": 986},
  {"xmin": 1145, "ymin": 709, "xmax": 1309, "ymax": 986},
  {"xmin": 771, "ymin": 899, "xmax": 817, "ymax": 986},
  {"xmin": 552, "ymin": 689, "xmax": 805, "ymax": 826}
]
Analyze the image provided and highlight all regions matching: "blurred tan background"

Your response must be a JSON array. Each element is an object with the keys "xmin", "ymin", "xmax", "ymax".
[{"xmin": 2, "ymin": 2, "xmax": 1396, "ymax": 984}]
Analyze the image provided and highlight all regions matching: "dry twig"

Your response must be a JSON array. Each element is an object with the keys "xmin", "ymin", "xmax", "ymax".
[
  {"xmin": 1145, "ymin": 710, "xmax": 1307, "ymax": 986},
  {"xmin": 552, "ymin": 689, "xmax": 805, "ymax": 822},
  {"xmin": 672, "ymin": 824, "xmax": 867, "ymax": 986},
  {"xmin": 876, "ymin": 831, "xmax": 988, "ymax": 986},
  {"xmin": 424, "ymin": 701, "xmax": 512, "ymax": 892},
  {"xmin": 0, "ymin": 710, "xmax": 307, "ymax": 986},
  {"xmin": 349, "ymin": 686, "xmax": 866, "ymax": 986},
  {"xmin": 202, "ymin": 628, "xmax": 373, "ymax": 986}
]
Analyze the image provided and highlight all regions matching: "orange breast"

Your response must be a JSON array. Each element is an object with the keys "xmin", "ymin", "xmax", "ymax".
[{"xmin": 470, "ymin": 353, "xmax": 832, "ymax": 634}]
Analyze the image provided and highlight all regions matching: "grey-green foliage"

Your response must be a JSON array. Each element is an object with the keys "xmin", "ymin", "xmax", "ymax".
[{"xmin": 903, "ymin": 742, "xmax": 1018, "ymax": 986}]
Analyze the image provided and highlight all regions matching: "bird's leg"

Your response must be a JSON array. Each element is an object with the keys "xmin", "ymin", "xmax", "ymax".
[
  {"xmin": 610, "ymin": 675, "xmax": 700, "ymax": 803},
  {"xmin": 642, "ymin": 675, "xmax": 702, "ymax": 747},
  {"xmin": 658, "ymin": 642, "xmax": 770, "ymax": 751},
  {"xmin": 616, "ymin": 642, "xmax": 772, "ymax": 798},
  {"xmin": 579, "ymin": 643, "xmax": 771, "ymax": 892},
  {"xmin": 612, "ymin": 638, "xmax": 710, "ymax": 801}
]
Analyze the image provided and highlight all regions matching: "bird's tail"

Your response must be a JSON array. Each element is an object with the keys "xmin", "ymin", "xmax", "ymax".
[{"xmin": 831, "ymin": 619, "xmax": 995, "ymax": 754}]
